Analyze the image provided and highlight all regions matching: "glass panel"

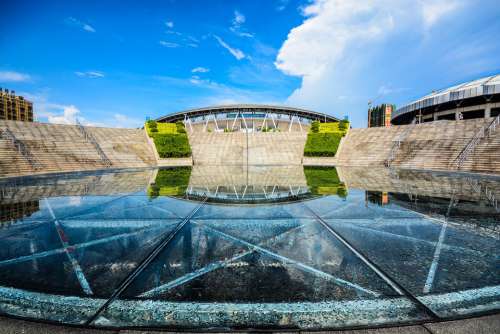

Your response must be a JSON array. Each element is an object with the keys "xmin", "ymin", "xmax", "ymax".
[{"xmin": 0, "ymin": 167, "xmax": 498, "ymax": 329}]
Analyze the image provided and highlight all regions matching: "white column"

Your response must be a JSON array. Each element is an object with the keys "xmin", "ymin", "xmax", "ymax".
[{"xmin": 485, "ymin": 104, "xmax": 491, "ymax": 118}]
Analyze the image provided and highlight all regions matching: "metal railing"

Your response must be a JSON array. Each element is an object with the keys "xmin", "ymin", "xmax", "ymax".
[
  {"xmin": 75, "ymin": 120, "xmax": 112, "ymax": 167},
  {"xmin": 0, "ymin": 128, "xmax": 43, "ymax": 170},
  {"xmin": 455, "ymin": 115, "xmax": 500, "ymax": 169},
  {"xmin": 466, "ymin": 177, "xmax": 499, "ymax": 212},
  {"xmin": 385, "ymin": 124, "xmax": 414, "ymax": 168}
]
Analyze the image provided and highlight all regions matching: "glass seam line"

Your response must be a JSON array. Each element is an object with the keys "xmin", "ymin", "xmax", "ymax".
[
  {"xmin": 55, "ymin": 190, "xmax": 145, "ymax": 221},
  {"xmin": 44, "ymin": 199, "xmax": 94, "ymax": 295},
  {"xmin": 84, "ymin": 197, "xmax": 208, "ymax": 325},
  {"xmin": 302, "ymin": 203, "xmax": 440, "ymax": 320}
]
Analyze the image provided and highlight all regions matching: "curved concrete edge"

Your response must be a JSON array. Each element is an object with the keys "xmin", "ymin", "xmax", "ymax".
[{"xmin": 0, "ymin": 313, "xmax": 498, "ymax": 333}]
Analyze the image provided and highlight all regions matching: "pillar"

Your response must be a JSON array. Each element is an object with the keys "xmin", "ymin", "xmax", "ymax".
[{"xmin": 485, "ymin": 104, "xmax": 491, "ymax": 118}]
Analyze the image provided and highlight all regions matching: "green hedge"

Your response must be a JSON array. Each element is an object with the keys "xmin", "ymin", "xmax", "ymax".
[
  {"xmin": 152, "ymin": 133, "xmax": 191, "ymax": 158},
  {"xmin": 304, "ymin": 133, "xmax": 341, "ymax": 157},
  {"xmin": 145, "ymin": 121, "xmax": 192, "ymax": 158},
  {"xmin": 148, "ymin": 167, "xmax": 192, "ymax": 198},
  {"xmin": 304, "ymin": 121, "xmax": 349, "ymax": 157}
]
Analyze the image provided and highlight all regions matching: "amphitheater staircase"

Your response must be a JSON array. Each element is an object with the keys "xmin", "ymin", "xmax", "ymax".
[
  {"xmin": 454, "ymin": 115, "xmax": 500, "ymax": 169},
  {"xmin": 385, "ymin": 123, "xmax": 414, "ymax": 167},
  {"xmin": 336, "ymin": 118, "xmax": 500, "ymax": 173},
  {"xmin": 0, "ymin": 128, "xmax": 43, "ymax": 171},
  {"xmin": 0, "ymin": 120, "xmax": 156, "ymax": 178},
  {"xmin": 76, "ymin": 119, "xmax": 112, "ymax": 167}
]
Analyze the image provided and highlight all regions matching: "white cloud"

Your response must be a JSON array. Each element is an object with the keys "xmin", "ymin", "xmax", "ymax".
[
  {"xmin": 422, "ymin": 1, "xmax": 461, "ymax": 29},
  {"xmin": 112, "ymin": 113, "xmax": 143, "ymax": 128},
  {"xmin": 65, "ymin": 17, "xmax": 96, "ymax": 33},
  {"xmin": 214, "ymin": 35, "xmax": 245, "ymax": 60},
  {"xmin": 83, "ymin": 24, "xmax": 96, "ymax": 33},
  {"xmin": 275, "ymin": 0, "xmax": 465, "ymax": 123},
  {"xmin": 276, "ymin": 1, "xmax": 396, "ymax": 77},
  {"xmin": 47, "ymin": 105, "xmax": 81, "ymax": 125},
  {"xmin": 0, "ymin": 71, "xmax": 31, "ymax": 83},
  {"xmin": 377, "ymin": 85, "xmax": 409, "ymax": 96},
  {"xmin": 276, "ymin": 0, "xmax": 290, "ymax": 11},
  {"xmin": 165, "ymin": 21, "xmax": 174, "ymax": 28},
  {"xmin": 233, "ymin": 11, "xmax": 246, "ymax": 27},
  {"xmin": 191, "ymin": 67, "xmax": 210, "ymax": 73},
  {"xmin": 159, "ymin": 40, "xmax": 179, "ymax": 48},
  {"xmin": 75, "ymin": 71, "xmax": 105, "ymax": 78},
  {"xmin": 230, "ymin": 10, "xmax": 254, "ymax": 38}
]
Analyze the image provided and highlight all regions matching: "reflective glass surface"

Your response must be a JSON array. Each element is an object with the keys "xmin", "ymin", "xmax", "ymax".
[{"xmin": 0, "ymin": 166, "xmax": 498, "ymax": 330}]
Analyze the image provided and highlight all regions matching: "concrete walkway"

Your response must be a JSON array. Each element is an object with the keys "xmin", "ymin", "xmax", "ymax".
[{"xmin": 0, "ymin": 314, "xmax": 498, "ymax": 333}]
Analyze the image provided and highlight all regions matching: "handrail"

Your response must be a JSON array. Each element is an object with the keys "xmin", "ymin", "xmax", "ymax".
[
  {"xmin": 385, "ymin": 124, "xmax": 414, "ymax": 168},
  {"xmin": 75, "ymin": 120, "xmax": 112, "ymax": 167},
  {"xmin": 0, "ymin": 128, "xmax": 43, "ymax": 170},
  {"xmin": 455, "ymin": 115, "xmax": 499, "ymax": 169}
]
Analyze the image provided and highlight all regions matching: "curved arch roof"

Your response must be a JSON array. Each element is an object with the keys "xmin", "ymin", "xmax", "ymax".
[
  {"xmin": 393, "ymin": 74, "xmax": 500, "ymax": 121},
  {"xmin": 156, "ymin": 104, "xmax": 341, "ymax": 123}
]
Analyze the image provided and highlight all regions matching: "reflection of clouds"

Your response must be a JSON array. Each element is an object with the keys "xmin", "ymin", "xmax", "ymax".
[{"xmin": 68, "ymin": 196, "xmax": 82, "ymax": 206}]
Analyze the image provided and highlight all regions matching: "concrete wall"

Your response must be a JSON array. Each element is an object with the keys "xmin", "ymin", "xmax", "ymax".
[{"xmin": 188, "ymin": 130, "xmax": 308, "ymax": 165}]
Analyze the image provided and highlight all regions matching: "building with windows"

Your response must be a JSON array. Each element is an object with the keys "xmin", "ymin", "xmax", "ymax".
[
  {"xmin": 392, "ymin": 74, "xmax": 500, "ymax": 125},
  {"xmin": 0, "ymin": 88, "xmax": 34, "ymax": 122},
  {"xmin": 367, "ymin": 104, "xmax": 394, "ymax": 127}
]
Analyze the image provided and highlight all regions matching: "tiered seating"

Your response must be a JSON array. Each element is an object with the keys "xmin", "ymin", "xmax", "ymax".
[
  {"xmin": 86, "ymin": 127, "xmax": 156, "ymax": 167},
  {"xmin": 336, "ymin": 118, "xmax": 500, "ymax": 173},
  {"xmin": 336, "ymin": 125, "xmax": 408, "ymax": 166},
  {"xmin": 394, "ymin": 119, "xmax": 500, "ymax": 172},
  {"xmin": 0, "ymin": 120, "xmax": 156, "ymax": 178}
]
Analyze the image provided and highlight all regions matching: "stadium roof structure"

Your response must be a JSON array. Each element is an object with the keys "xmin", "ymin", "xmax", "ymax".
[
  {"xmin": 393, "ymin": 74, "xmax": 500, "ymax": 124},
  {"xmin": 156, "ymin": 104, "xmax": 341, "ymax": 123}
]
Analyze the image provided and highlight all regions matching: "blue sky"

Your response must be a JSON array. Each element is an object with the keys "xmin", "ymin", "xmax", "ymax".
[{"xmin": 1, "ymin": 0, "xmax": 500, "ymax": 128}]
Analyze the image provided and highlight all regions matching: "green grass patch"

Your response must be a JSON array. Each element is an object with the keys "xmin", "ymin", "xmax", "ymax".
[
  {"xmin": 146, "ymin": 121, "xmax": 191, "ymax": 158},
  {"xmin": 303, "ymin": 166, "xmax": 348, "ymax": 197},
  {"xmin": 148, "ymin": 167, "xmax": 192, "ymax": 198}
]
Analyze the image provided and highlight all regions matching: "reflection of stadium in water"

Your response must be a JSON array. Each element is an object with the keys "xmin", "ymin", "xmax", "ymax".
[{"xmin": 0, "ymin": 166, "xmax": 498, "ymax": 330}]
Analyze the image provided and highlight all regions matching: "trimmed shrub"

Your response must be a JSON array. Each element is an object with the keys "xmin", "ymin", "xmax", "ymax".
[
  {"xmin": 176, "ymin": 122, "xmax": 187, "ymax": 133},
  {"xmin": 304, "ymin": 133, "xmax": 341, "ymax": 157},
  {"xmin": 145, "ymin": 121, "xmax": 192, "ymax": 158},
  {"xmin": 311, "ymin": 121, "xmax": 320, "ymax": 133},
  {"xmin": 304, "ymin": 121, "xmax": 349, "ymax": 157},
  {"xmin": 145, "ymin": 120, "xmax": 158, "ymax": 136},
  {"xmin": 153, "ymin": 133, "xmax": 192, "ymax": 158},
  {"xmin": 338, "ymin": 120, "xmax": 349, "ymax": 131}
]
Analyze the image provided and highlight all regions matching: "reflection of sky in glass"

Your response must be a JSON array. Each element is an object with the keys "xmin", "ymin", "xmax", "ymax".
[{"xmin": 0, "ymin": 167, "xmax": 498, "ymax": 329}]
